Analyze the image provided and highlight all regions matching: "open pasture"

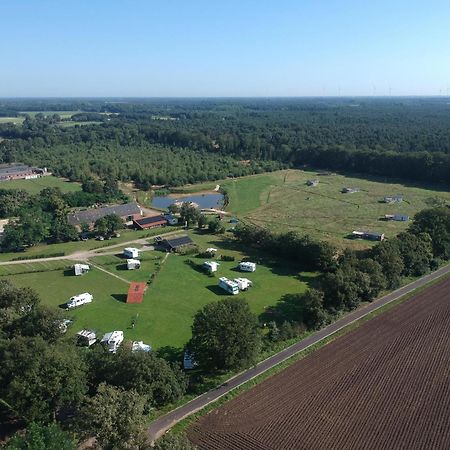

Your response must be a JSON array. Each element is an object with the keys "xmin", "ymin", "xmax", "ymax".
[
  {"xmin": 188, "ymin": 275, "xmax": 450, "ymax": 450},
  {"xmin": 0, "ymin": 175, "xmax": 81, "ymax": 194}
]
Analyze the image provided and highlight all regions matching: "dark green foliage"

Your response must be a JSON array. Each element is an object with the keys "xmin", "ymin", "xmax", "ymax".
[
  {"xmin": 4, "ymin": 422, "xmax": 76, "ymax": 450},
  {"xmin": 94, "ymin": 214, "xmax": 124, "ymax": 237},
  {"xmin": 154, "ymin": 433, "xmax": 197, "ymax": 450},
  {"xmin": 179, "ymin": 202, "xmax": 201, "ymax": 228},
  {"xmin": 371, "ymin": 240, "xmax": 404, "ymax": 288},
  {"xmin": 0, "ymin": 189, "xmax": 31, "ymax": 218},
  {"xmin": 207, "ymin": 218, "xmax": 225, "ymax": 234},
  {"xmin": 395, "ymin": 232, "xmax": 434, "ymax": 276},
  {"xmin": 189, "ymin": 298, "xmax": 261, "ymax": 371}
]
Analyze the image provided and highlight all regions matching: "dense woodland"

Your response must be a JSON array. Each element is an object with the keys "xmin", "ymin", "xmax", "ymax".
[{"xmin": 1, "ymin": 98, "xmax": 450, "ymax": 186}]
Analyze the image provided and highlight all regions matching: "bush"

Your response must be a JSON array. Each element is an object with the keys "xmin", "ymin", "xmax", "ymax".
[{"xmin": 220, "ymin": 254, "xmax": 235, "ymax": 261}]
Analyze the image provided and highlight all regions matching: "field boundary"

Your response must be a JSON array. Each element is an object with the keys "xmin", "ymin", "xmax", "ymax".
[{"xmin": 148, "ymin": 262, "xmax": 450, "ymax": 442}]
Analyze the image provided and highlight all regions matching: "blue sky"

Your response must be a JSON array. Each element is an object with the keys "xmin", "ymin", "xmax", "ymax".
[{"xmin": 1, "ymin": 0, "xmax": 449, "ymax": 97}]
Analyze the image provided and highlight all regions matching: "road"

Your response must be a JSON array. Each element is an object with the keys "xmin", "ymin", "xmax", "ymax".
[{"xmin": 148, "ymin": 262, "xmax": 450, "ymax": 443}]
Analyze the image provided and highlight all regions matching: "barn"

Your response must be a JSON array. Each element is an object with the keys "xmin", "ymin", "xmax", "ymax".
[{"xmin": 133, "ymin": 215, "xmax": 168, "ymax": 230}]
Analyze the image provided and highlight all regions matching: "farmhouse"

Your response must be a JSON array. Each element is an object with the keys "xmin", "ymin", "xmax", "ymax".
[
  {"xmin": 0, "ymin": 163, "xmax": 47, "ymax": 182},
  {"xmin": 385, "ymin": 214, "xmax": 409, "ymax": 222},
  {"xmin": 133, "ymin": 215, "xmax": 167, "ymax": 230},
  {"xmin": 160, "ymin": 235, "xmax": 194, "ymax": 252},
  {"xmin": 218, "ymin": 277, "xmax": 239, "ymax": 295},
  {"xmin": 342, "ymin": 187, "xmax": 360, "ymax": 194},
  {"xmin": 306, "ymin": 179, "xmax": 319, "ymax": 187},
  {"xmin": 239, "ymin": 261, "xmax": 256, "ymax": 272},
  {"xmin": 67, "ymin": 202, "xmax": 142, "ymax": 227},
  {"xmin": 352, "ymin": 230, "xmax": 385, "ymax": 241},
  {"xmin": 127, "ymin": 259, "xmax": 141, "ymax": 270},
  {"xmin": 123, "ymin": 247, "xmax": 140, "ymax": 259},
  {"xmin": 203, "ymin": 261, "xmax": 219, "ymax": 273},
  {"xmin": 127, "ymin": 282, "xmax": 147, "ymax": 303},
  {"xmin": 73, "ymin": 263, "xmax": 90, "ymax": 276},
  {"xmin": 384, "ymin": 195, "xmax": 403, "ymax": 203}
]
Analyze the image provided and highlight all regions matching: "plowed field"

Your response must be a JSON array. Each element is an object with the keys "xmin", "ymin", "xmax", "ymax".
[{"xmin": 188, "ymin": 276, "xmax": 450, "ymax": 450}]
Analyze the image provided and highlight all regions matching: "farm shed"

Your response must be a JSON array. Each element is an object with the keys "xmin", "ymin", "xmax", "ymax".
[
  {"xmin": 203, "ymin": 261, "xmax": 220, "ymax": 273},
  {"xmin": 67, "ymin": 202, "xmax": 142, "ymax": 227},
  {"xmin": 133, "ymin": 215, "xmax": 167, "ymax": 230},
  {"xmin": 352, "ymin": 230, "xmax": 385, "ymax": 241},
  {"xmin": 239, "ymin": 261, "xmax": 256, "ymax": 272},
  {"xmin": 384, "ymin": 195, "xmax": 403, "ymax": 203},
  {"xmin": 218, "ymin": 277, "xmax": 239, "ymax": 295},
  {"xmin": 385, "ymin": 214, "xmax": 409, "ymax": 222},
  {"xmin": 127, "ymin": 282, "xmax": 147, "ymax": 303},
  {"xmin": 161, "ymin": 235, "xmax": 194, "ymax": 252},
  {"xmin": 74, "ymin": 263, "xmax": 90, "ymax": 276},
  {"xmin": 123, "ymin": 247, "xmax": 140, "ymax": 259},
  {"xmin": 127, "ymin": 259, "xmax": 141, "ymax": 270},
  {"xmin": 101, "ymin": 331, "xmax": 124, "ymax": 353}
]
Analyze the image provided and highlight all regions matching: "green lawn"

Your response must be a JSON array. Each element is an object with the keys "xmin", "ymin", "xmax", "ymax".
[
  {"xmin": 0, "ymin": 117, "xmax": 25, "ymax": 124},
  {"xmin": 0, "ymin": 230, "xmax": 315, "ymax": 350},
  {"xmin": 0, "ymin": 175, "xmax": 81, "ymax": 194}
]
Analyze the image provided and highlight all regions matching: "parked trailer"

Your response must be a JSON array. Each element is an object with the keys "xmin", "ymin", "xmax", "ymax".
[
  {"xmin": 74, "ymin": 263, "xmax": 90, "ymax": 276},
  {"xmin": 234, "ymin": 277, "xmax": 253, "ymax": 291},
  {"xmin": 123, "ymin": 247, "xmax": 140, "ymax": 259},
  {"xmin": 76, "ymin": 330, "xmax": 97, "ymax": 347},
  {"xmin": 101, "ymin": 330, "xmax": 124, "ymax": 353},
  {"xmin": 203, "ymin": 261, "xmax": 220, "ymax": 273},
  {"xmin": 218, "ymin": 277, "xmax": 239, "ymax": 295},
  {"xmin": 66, "ymin": 293, "xmax": 93, "ymax": 309},
  {"xmin": 239, "ymin": 261, "xmax": 256, "ymax": 272},
  {"xmin": 127, "ymin": 259, "xmax": 141, "ymax": 270}
]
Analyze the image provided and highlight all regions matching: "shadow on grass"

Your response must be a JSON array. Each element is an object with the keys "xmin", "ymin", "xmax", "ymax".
[
  {"xmin": 116, "ymin": 264, "xmax": 129, "ymax": 271},
  {"xmin": 63, "ymin": 269, "xmax": 74, "ymax": 277},
  {"xmin": 111, "ymin": 294, "xmax": 127, "ymax": 303},
  {"xmin": 206, "ymin": 285, "xmax": 230, "ymax": 296}
]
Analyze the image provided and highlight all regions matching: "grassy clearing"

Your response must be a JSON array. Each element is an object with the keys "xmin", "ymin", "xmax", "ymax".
[
  {"xmin": 58, "ymin": 121, "xmax": 102, "ymax": 127},
  {"xmin": 0, "ymin": 175, "xmax": 81, "ymax": 194},
  {"xmin": 0, "ymin": 230, "xmax": 315, "ymax": 349},
  {"xmin": 0, "ymin": 117, "xmax": 25, "ymax": 124}
]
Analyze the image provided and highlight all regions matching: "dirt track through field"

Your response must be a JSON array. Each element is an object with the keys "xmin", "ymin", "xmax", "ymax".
[{"xmin": 188, "ymin": 275, "xmax": 450, "ymax": 450}]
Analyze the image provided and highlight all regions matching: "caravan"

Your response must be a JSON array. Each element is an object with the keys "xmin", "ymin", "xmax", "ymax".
[
  {"xmin": 123, "ymin": 247, "xmax": 140, "ymax": 259},
  {"xmin": 101, "ymin": 331, "xmax": 124, "ymax": 353},
  {"xmin": 66, "ymin": 293, "xmax": 93, "ymax": 309},
  {"xmin": 74, "ymin": 264, "xmax": 90, "ymax": 276},
  {"xmin": 239, "ymin": 261, "xmax": 256, "ymax": 272},
  {"xmin": 218, "ymin": 277, "xmax": 239, "ymax": 295},
  {"xmin": 234, "ymin": 277, "xmax": 253, "ymax": 291},
  {"xmin": 127, "ymin": 259, "xmax": 141, "ymax": 270}
]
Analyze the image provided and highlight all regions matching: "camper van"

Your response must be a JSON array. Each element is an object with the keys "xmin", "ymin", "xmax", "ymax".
[
  {"xmin": 74, "ymin": 263, "xmax": 90, "ymax": 276},
  {"xmin": 66, "ymin": 293, "xmax": 93, "ymax": 309},
  {"xmin": 101, "ymin": 331, "xmax": 124, "ymax": 353},
  {"xmin": 132, "ymin": 341, "xmax": 152, "ymax": 353},
  {"xmin": 203, "ymin": 261, "xmax": 219, "ymax": 273},
  {"xmin": 234, "ymin": 277, "xmax": 253, "ymax": 291},
  {"xmin": 123, "ymin": 247, "xmax": 140, "ymax": 259},
  {"xmin": 127, "ymin": 259, "xmax": 141, "ymax": 270},
  {"xmin": 239, "ymin": 261, "xmax": 256, "ymax": 272},
  {"xmin": 218, "ymin": 277, "xmax": 239, "ymax": 295}
]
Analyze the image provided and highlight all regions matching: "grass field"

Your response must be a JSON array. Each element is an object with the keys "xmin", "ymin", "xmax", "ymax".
[
  {"xmin": 0, "ymin": 230, "xmax": 315, "ymax": 349},
  {"xmin": 0, "ymin": 175, "xmax": 81, "ymax": 194},
  {"xmin": 178, "ymin": 170, "xmax": 450, "ymax": 249},
  {"xmin": 0, "ymin": 117, "xmax": 25, "ymax": 124}
]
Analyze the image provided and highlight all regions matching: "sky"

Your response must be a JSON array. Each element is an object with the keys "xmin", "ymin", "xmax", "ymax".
[{"xmin": 1, "ymin": 0, "xmax": 449, "ymax": 97}]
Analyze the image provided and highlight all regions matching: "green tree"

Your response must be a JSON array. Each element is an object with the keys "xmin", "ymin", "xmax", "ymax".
[
  {"xmin": 396, "ymin": 232, "xmax": 433, "ymax": 276},
  {"xmin": 179, "ymin": 202, "xmax": 200, "ymax": 228},
  {"xmin": 77, "ymin": 383, "xmax": 148, "ymax": 450},
  {"xmin": 4, "ymin": 422, "xmax": 76, "ymax": 450},
  {"xmin": 197, "ymin": 214, "xmax": 208, "ymax": 229},
  {"xmin": 189, "ymin": 298, "xmax": 261, "ymax": 370},
  {"xmin": 208, "ymin": 218, "xmax": 225, "ymax": 234},
  {"xmin": 154, "ymin": 433, "xmax": 197, "ymax": 450},
  {"xmin": 371, "ymin": 240, "xmax": 404, "ymax": 288}
]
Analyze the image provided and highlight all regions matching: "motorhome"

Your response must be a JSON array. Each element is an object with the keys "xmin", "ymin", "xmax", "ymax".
[
  {"xmin": 203, "ymin": 261, "xmax": 220, "ymax": 273},
  {"xmin": 66, "ymin": 293, "xmax": 93, "ymax": 309},
  {"xmin": 123, "ymin": 247, "xmax": 140, "ymax": 259},
  {"xmin": 218, "ymin": 277, "xmax": 239, "ymax": 295},
  {"xmin": 239, "ymin": 261, "xmax": 256, "ymax": 272},
  {"xmin": 101, "ymin": 330, "xmax": 124, "ymax": 353},
  {"xmin": 234, "ymin": 277, "xmax": 253, "ymax": 291},
  {"xmin": 74, "ymin": 263, "xmax": 90, "ymax": 276},
  {"xmin": 132, "ymin": 341, "xmax": 152, "ymax": 353},
  {"xmin": 127, "ymin": 259, "xmax": 141, "ymax": 270}
]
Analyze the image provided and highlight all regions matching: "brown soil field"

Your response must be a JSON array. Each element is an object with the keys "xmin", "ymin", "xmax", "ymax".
[{"xmin": 188, "ymin": 276, "xmax": 450, "ymax": 450}]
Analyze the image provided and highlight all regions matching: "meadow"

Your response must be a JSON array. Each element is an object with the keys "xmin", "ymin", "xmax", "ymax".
[
  {"xmin": 0, "ymin": 230, "xmax": 315, "ymax": 349},
  {"xmin": 0, "ymin": 175, "xmax": 81, "ymax": 194}
]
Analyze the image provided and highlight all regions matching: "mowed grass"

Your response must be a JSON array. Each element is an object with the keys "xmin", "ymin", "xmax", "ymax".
[
  {"xmin": 215, "ymin": 170, "xmax": 449, "ymax": 249},
  {"xmin": 0, "ymin": 175, "xmax": 81, "ymax": 194},
  {"xmin": 0, "ymin": 231, "xmax": 315, "ymax": 349},
  {"xmin": 0, "ymin": 117, "xmax": 25, "ymax": 124}
]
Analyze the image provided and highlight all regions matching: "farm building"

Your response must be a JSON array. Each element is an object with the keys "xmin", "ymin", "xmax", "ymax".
[
  {"xmin": 306, "ymin": 179, "xmax": 319, "ymax": 187},
  {"xmin": 133, "ymin": 215, "xmax": 167, "ymax": 230},
  {"xmin": 123, "ymin": 247, "xmax": 140, "ymax": 258},
  {"xmin": 66, "ymin": 292, "xmax": 93, "ymax": 309},
  {"xmin": 218, "ymin": 277, "xmax": 239, "ymax": 295},
  {"xmin": 0, "ymin": 163, "xmax": 47, "ymax": 182},
  {"xmin": 67, "ymin": 202, "xmax": 142, "ymax": 228},
  {"xmin": 385, "ymin": 214, "xmax": 409, "ymax": 222},
  {"xmin": 101, "ymin": 331, "xmax": 124, "ymax": 353},
  {"xmin": 342, "ymin": 187, "xmax": 360, "ymax": 194},
  {"xmin": 160, "ymin": 235, "xmax": 194, "ymax": 252},
  {"xmin": 76, "ymin": 330, "xmax": 97, "ymax": 347},
  {"xmin": 203, "ymin": 261, "xmax": 220, "ymax": 273},
  {"xmin": 132, "ymin": 341, "xmax": 152, "ymax": 353},
  {"xmin": 239, "ymin": 261, "xmax": 256, "ymax": 272},
  {"xmin": 127, "ymin": 282, "xmax": 147, "ymax": 303},
  {"xmin": 127, "ymin": 259, "xmax": 141, "ymax": 270},
  {"xmin": 384, "ymin": 195, "xmax": 403, "ymax": 203},
  {"xmin": 234, "ymin": 277, "xmax": 253, "ymax": 291},
  {"xmin": 352, "ymin": 230, "xmax": 385, "ymax": 241},
  {"xmin": 73, "ymin": 263, "xmax": 90, "ymax": 276}
]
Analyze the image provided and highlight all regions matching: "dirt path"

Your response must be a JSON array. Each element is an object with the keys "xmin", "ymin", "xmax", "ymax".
[{"xmin": 89, "ymin": 263, "xmax": 131, "ymax": 284}]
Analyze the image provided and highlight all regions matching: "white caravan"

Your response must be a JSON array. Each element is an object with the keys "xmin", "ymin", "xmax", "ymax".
[
  {"xmin": 123, "ymin": 247, "xmax": 140, "ymax": 259},
  {"xmin": 76, "ymin": 330, "xmax": 97, "ymax": 347},
  {"xmin": 234, "ymin": 277, "xmax": 253, "ymax": 291},
  {"xmin": 131, "ymin": 341, "xmax": 152, "ymax": 353},
  {"xmin": 127, "ymin": 259, "xmax": 141, "ymax": 270},
  {"xmin": 218, "ymin": 277, "xmax": 239, "ymax": 295},
  {"xmin": 74, "ymin": 263, "xmax": 90, "ymax": 276},
  {"xmin": 66, "ymin": 293, "xmax": 93, "ymax": 309},
  {"xmin": 101, "ymin": 330, "xmax": 124, "ymax": 353},
  {"xmin": 203, "ymin": 261, "xmax": 220, "ymax": 273},
  {"xmin": 239, "ymin": 261, "xmax": 256, "ymax": 272}
]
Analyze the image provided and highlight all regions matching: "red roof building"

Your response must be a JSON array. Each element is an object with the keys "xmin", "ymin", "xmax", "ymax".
[
  {"xmin": 133, "ymin": 215, "xmax": 168, "ymax": 230},
  {"xmin": 127, "ymin": 282, "xmax": 147, "ymax": 304}
]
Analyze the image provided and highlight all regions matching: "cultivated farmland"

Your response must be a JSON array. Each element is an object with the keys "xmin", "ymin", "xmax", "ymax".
[{"xmin": 188, "ymin": 275, "xmax": 450, "ymax": 450}]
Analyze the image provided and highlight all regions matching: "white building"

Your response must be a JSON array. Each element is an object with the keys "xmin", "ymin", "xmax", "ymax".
[
  {"xmin": 123, "ymin": 247, "xmax": 140, "ymax": 259},
  {"xmin": 66, "ymin": 293, "xmax": 93, "ymax": 309},
  {"xmin": 205, "ymin": 247, "xmax": 218, "ymax": 255},
  {"xmin": 101, "ymin": 331, "xmax": 124, "ymax": 353},
  {"xmin": 76, "ymin": 330, "xmax": 97, "ymax": 347},
  {"xmin": 218, "ymin": 277, "xmax": 239, "ymax": 295},
  {"xmin": 239, "ymin": 261, "xmax": 256, "ymax": 272},
  {"xmin": 234, "ymin": 277, "xmax": 253, "ymax": 291},
  {"xmin": 74, "ymin": 263, "xmax": 90, "ymax": 276},
  {"xmin": 132, "ymin": 341, "xmax": 152, "ymax": 353},
  {"xmin": 203, "ymin": 261, "xmax": 220, "ymax": 273},
  {"xmin": 127, "ymin": 259, "xmax": 141, "ymax": 270}
]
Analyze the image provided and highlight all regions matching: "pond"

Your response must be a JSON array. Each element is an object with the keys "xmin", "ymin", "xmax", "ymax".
[{"xmin": 151, "ymin": 193, "xmax": 224, "ymax": 210}]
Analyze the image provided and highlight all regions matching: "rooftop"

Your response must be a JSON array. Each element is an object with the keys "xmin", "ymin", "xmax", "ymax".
[{"xmin": 67, "ymin": 202, "xmax": 141, "ymax": 226}]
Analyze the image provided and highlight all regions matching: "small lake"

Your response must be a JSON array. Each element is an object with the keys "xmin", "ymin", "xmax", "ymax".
[{"xmin": 152, "ymin": 193, "xmax": 224, "ymax": 210}]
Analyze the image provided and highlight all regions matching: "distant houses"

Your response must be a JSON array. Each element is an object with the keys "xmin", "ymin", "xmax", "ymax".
[
  {"xmin": 342, "ymin": 187, "xmax": 360, "ymax": 194},
  {"xmin": 306, "ymin": 179, "xmax": 319, "ymax": 187},
  {"xmin": 352, "ymin": 230, "xmax": 385, "ymax": 241},
  {"xmin": 0, "ymin": 163, "xmax": 47, "ymax": 182},
  {"xmin": 384, "ymin": 195, "xmax": 403, "ymax": 204},
  {"xmin": 67, "ymin": 202, "xmax": 143, "ymax": 228}
]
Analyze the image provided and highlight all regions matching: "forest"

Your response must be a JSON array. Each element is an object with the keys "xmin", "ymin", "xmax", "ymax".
[{"xmin": 1, "ymin": 97, "xmax": 450, "ymax": 187}]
